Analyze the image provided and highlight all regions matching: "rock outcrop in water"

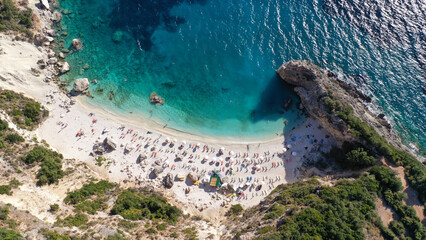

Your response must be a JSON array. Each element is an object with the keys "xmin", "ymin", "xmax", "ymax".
[
  {"xmin": 149, "ymin": 92, "xmax": 164, "ymax": 105},
  {"xmin": 277, "ymin": 60, "xmax": 398, "ymax": 147},
  {"xmin": 73, "ymin": 78, "xmax": 89, "ymax": 92},
  {"xmin": 72, "ymin": 39, "xmax": 83, "ymax": 50}
]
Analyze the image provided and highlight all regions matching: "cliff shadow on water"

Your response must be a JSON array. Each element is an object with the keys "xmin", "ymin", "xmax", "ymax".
[
  {"xmin": 109, "ymin": 0, "xmax": 208, "ymax": 50},
  {"xmin": 250, "ymin": 74, "xmax": 304, "ymax": 130}
]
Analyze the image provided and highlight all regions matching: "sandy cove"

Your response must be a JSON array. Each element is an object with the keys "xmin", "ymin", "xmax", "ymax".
[{"xmin": 0, "ymin": 28, "xmax": 335, "ymax": 213}]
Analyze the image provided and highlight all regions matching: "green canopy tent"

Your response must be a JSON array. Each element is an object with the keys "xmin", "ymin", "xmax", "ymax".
[{"xmin": 209, "ymin": 171, "xmax": 222, "ymax": 187}]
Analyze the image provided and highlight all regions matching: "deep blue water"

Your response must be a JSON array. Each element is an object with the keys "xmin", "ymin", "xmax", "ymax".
[{"xmin": 57, "ymin": 0, "xmax": 425, "ymax": 153}]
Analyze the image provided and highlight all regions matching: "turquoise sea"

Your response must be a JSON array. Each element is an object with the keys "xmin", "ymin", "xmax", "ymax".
[{"xmin": 57, "ymin": 0, "xmax": 425, "ymax": 153}]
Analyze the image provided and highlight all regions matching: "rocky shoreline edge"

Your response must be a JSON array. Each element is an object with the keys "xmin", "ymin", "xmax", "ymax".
[{"xmin": 277, "ymin": 60, "xmax": 423, "ymax": 161}]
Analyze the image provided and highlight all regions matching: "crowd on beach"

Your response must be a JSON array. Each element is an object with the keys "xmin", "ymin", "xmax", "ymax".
[{"xmin": 51, "ymin": 110, "xmax": 335, "ymax": 209}]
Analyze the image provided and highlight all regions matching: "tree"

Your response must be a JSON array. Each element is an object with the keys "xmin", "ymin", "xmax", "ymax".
[
  {"xmin": 345, "ymin": 148, "xmax": 377, "ymax": 168},
  {"xmin": 23, "ymin": 102, "xmax": 41, "ymax": 122}
]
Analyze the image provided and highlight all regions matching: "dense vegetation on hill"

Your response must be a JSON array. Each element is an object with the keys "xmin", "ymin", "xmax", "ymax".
[
  {"xmin": 64, "ymin": 180, "xmax": 115, "ymax": 214},
  {"xmin": 21, "ymin": 146, "xmax": 64, "ymax": 186},
  {"xmin": 231, "ymin": 168, "xmax": 425, "ymax": 240},
  {"xmin": 111, "ymin": 189, "xmax": 182, "ymax": 223},
  {"xmin": 0, "ymin": 89, "xmax": 49, "ymax": 130},
  {"xmin": 324, "ymin": 93, "xmax": 426, "ymax": 204},
  {"xmin": 0, "ymin": 0, "xmax": 33, "ymax": 35}
]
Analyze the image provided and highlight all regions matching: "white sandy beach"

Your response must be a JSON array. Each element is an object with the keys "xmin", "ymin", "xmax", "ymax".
[{"xmin": 0, "ymin": 30, "xmax": 335, "ymax": 214}]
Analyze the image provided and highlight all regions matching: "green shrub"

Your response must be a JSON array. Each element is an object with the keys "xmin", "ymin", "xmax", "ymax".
[
  {"xmin": 36, "ymin": 157, "xmax": 64, "ymax": 186},
  {"xmin": 43, "ymin": 231, "xmax": 70, "ymax": 240},
  {"xmin": 64, "ymin": 181, "xmax": 114, "ymax": 205},
  {"xmin": 257, "ymin": 226, "xmax": 275, "ymax": 235},
  {"xmin": 0, "ymin": 206, "xmax": 9, "ymax": 220},
  {"xmin": 345, "ymin": 148, "xmax": 377, "ymax": 168},
  {"xmin": 21, "ymin": 146, "xmax": 62, "ymax": 165},
  {"xmin": 57, "ymin": 212, "xmax": 88, "ymax": 227},
  {"xmin": 118, "ymin": 220, "xmax": 137, "ymax": 230},
  {"xmin": 49, "ymin": 204, "xmax": 59, "ymax": 213},
  {"xmin": 369, "ymin": 166, "xmax": 403, "ymax": 192},
  {"xmin": 0, "ymin": 185, "xmax": 12, "ymax": 195},
  {"xmin": 0, "ymin": 119, "xmax": 8, "ymax": 130},
  {"xmin": 0, "ymin": 0, "xmax": 33, "ymax": 34},
  {"xmin": 106, "ymin": 233, "xmax": 128, "ymax": 240},
  {"xmin": 230, "ymin": 204, "xmax": 244, "ymax": 216},
  {"xmin": 23, "ymin": 102, "xmax": 41, "ymax": 122},
  {"xmin": 263, "ymin": 204, "xmax": 286, "ymax": 220},
  {"xmin": 75, "ymin": 200, "xmax": 105, "ymax": 214},
  {"xmin": 0, "ymin": 228, "xmax": 22, "ymax": 239},
  {"xmin": 5, "ymin": 133, "xmax": 24, "ymax": 143},
  {"xmin": 389, "ymin": 220, "xmax": 405, "ymax": 236},
  {"xmin": 146, "ymin": 228, "xmax": 157, "ymax": 234},
  {"xmin": 110, "ymin": 190, "xmax": 181, "ymax": 223},
  {"xmin": 156, "ymin": 223, "xmax": 166, "ymax": 231}
]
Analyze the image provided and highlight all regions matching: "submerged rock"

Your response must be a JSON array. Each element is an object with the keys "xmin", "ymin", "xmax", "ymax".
[
  {"xmin": 283, "ymin": 97, "xmax": 293, "ymax": 110},
  {"xmin": 149, "ymin": 92, "xmax": 164, "ymax": 105},
  {"xmin": 73, "ymin": 78, "xmax": 89, "ymax": 92},
  {"xmin": 112, "ymin": 30, "xmax": 124, "ymax": 42},
  {"xmin": 72, "ymin": 39, "xmax": 83, "ymax": 50}
]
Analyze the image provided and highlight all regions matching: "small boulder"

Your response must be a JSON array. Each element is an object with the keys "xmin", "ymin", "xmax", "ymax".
[
  {"xmin": 149, "ymin": 92, "xmax": 164, "ymax": 105},
  {"xmin": 151, "ymin": 166, "xmax": 163, "ymax": 179},
  {"xmin": 72, "ymin": 39, "xmax": 83, "ymax": 50},
  {"xmin": 103, "ymin": 137, "xmax": 117, "ymax": 150},
  {"xmin": 39, "ymin": 0, "xmax": 49, "ymax": 10},
  {"xmin": 163, "ymin": 173, "xmax": 174, "ymax": 188},
  {"xmin": 73, "ymin": 78, "xmax": 89, "ymax": 92},
  {"xmin": 93, "ymin": 141, "xmax": 105, "ymax": 155},
  {"xmin": 59, "ymin": 52, "xmax": 65, "ymax": 59},
  {"xmin": 137, "ymin": 153, "xmax": 147, "ymax": 163},
  {"xmin": 187, "ymin": 172, "xmax": 199, "ymax": 182},
  {"xmin": 124, "ymin": 145, "xmax": 134, "ymax": 154},
  {"xmin": 60, "ymin": 62, "xmax": 70, "ymax": 74},
  {"xmin": 52, "ymin": 11, "xmax": 62, "ymax": 22},
  {"xmin": 48, "ymin": 57, "xmax": 58, "ymax": 64}
]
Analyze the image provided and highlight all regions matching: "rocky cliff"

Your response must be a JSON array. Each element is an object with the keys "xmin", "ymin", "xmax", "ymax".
[{"xmin": 277, "ymin": 60, "xmax": 400, "ymax": 148}]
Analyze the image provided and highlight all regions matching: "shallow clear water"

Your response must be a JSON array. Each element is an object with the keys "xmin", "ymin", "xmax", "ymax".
[{"xmin": 57, "ymin": 0, "xmax": 425, "ymax": 152}]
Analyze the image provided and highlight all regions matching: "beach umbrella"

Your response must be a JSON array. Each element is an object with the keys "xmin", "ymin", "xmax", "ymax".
[
  {"xmin": 166, "ymin": 137, "xmax": 170, "ymax": 142},
  {"xmin": 287, "ymin": 144, "xmax": 292, "ymax": 149},
  {"xmin": 292, "ymin": 151, "xmax": 297, "ymax": 156},
  {"xmin": 165, "ymin": 160, "xmax": 170, "ymax": 164},
  {"xmin": 245, "ymin": 182, "xmax": 251, "ymax": 186},
  {"xmin": 245, "ymin": 157, "xmax": 251, "ymax": 161},
  {"xmin": 260, "ymin": 181, "xmax": 265, "ymax": 185},
  {"xmin": 204, "ymin": 155, "xmax": 209, "ymax": 160},
  {"xmin": 283, "ymin": 147, "xmax": 287, "ymax": 152},
  {"xmin": 230, "ymin": 157, "xmax": 235, "ymax": 161},
  {"xmin": 220, "ymin": 147, "xmax": 225, "ymax": 151},
  {"xmin": 260, "ymin": 156, "xmax": 264, "ymax": 160},
  {"xmin": 182, "ymin": 140, "xmax": 186, "ymax": 145},
  {"xmin": 212, "ymin": 157, "xmax": 217, "ymax": 161},
  {"xmin": 196, "ymin": 143, "xmax": 201, "ymax": 147},
  {"xmin": 239, "ymin": 184, "xmax": 244, "ymax": 189},
  {"xmin": 173, "ymin": 138, "xmax": 178, "ymax": 143},
  {"xmin": 230, "ymin": 151, "xmax": 235, "ymax": 155}
]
